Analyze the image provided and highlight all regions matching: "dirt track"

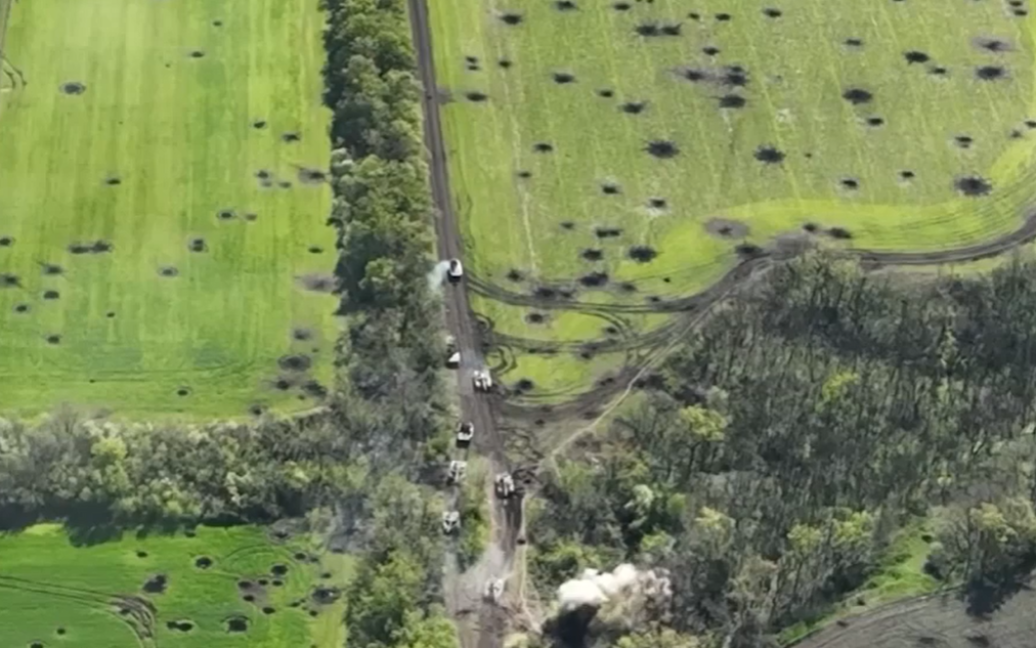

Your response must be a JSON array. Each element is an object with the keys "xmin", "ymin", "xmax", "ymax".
[{"xmin": 793, "ymin": 588, "xmax": 1036, "ymax": 648}]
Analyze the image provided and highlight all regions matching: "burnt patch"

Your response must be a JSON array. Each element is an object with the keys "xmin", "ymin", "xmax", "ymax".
[
  {"xmin": 904, "ymin": 51, "xmax": 930, "ymax": 64},
  {"xmin": 142, "ymin": 574, "xmax": 168, "ymax": 594},
  {"xmin": 278, "ymin": 354, "xmax": 312, "ymax": 372},
  {"xmin": 975, "ymin": 65, "xmax": 1006, "ymax": 80},
  {"xmin": 465, "ymin": 91, "xmax": 488, "ymax": 102},
  {"xmin": 61, "ymin": 82, "xmax": 86, "ymax": 95},
  {"xmin": 705, "ymin": 218, "xmax": 749, "ymax": 238},
  {"xmin": 620, "ymin": 101, "xmax": 646, "ymax": 114},
  {"xmin": 506, "ymin": 268, "xmax": 525, "ymax": 282},
  {"xmin": 500, "ymin": 12, "xmax": 523, "ymax": 25},
  {"xmin": 645, "ymin": 140, "xmax": 679, "ymax": 159},
  {"xmin": 594, "ymin": 226, "xmax": 623, "ymax": 238},
  {"xmin": 579, "ymin": 271, "xmax": 609, "ymax": 287},
  {"xmin": 225, "ymin": 617, "xmax": 249, "ymax": 633},
  {"xmin": 194, "ymin": 556, "xmax": 213, "ymax": 569},
  {"xmin": 552, "ymin": 72, "xmax": 576, "ymax": 84},
  {"xmin": 167, "ymin": 620, "xmax": 195, "ymax": 632},
  {"xmin": 842, "ymin": 88, "xmax": 873, "ymax": 105},
  {"xmin": 628, "ymin": 245, "xmax": 658, "ymax": 263},
  {"xmin": 718, "ymin": 94, "xmax": 746, "ymax": 109},
  {"xmin": 754, "ymin": 145, "xmax": 785, "ymax": 164},
  {"xmin": 533, "ymin": 142, "xmax": 554, "ymax": 153},
  {"xmin": 581, "ymin": 248, "xmax": 603, "ymax": 261},
  {"xmin": 955, "ymin": 175, "xmax": 993, "ymax": 196}
]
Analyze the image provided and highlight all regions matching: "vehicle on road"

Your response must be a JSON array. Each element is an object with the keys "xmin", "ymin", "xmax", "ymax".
[
  {"xmin": 445, "ymin": 335, "xmax": 460, "ymax": 368},
  {"xmin": 457, "ymin": 421, "xmax": 474, "ymax": 445},
  {"xmin": 447, "ymin": 258, "xmax": 463, "ymax": 282},
  {"xmin": 447, "ymin": 460, "xmax": 467, "ymax": 484},
  {"xmin": 442, "ymin": 510, "xmax": 460, "ymax": 534},
  {"xmin": 473, "ymin": 369, "xmax": 493, "ymax": 392},
  {"xmin": 494, "ymin": 472, "xmax": 515, "ymax": 498}
]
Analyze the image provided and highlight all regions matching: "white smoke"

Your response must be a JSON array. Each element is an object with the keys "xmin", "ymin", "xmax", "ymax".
[
  {"xmin": 427, "ymin": 260, "xmax": 450, "ymax": 293},
  {"xmin": 556, "ymin": 563, "xmax": 671, "ymax": 612}
]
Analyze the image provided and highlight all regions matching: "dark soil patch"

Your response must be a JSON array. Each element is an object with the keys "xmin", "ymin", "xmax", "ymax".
[
  {"xmin": 298, "ymin": 168, "xmax": 327, "ymax": 184},
  {"xmin": 552, "ymin": 72, "xmax": 576, "ymax": 84},
  {"xmin": 594, "ymin": 226, "xmax": 622, "ymax": 238},
  {"xmin": 61, "ymin": 82, "xmax": 86, "ymax": 95},
  {"xmin": 754, "ymin": 145, "xmax": 785, "ymax": 164},
  {"xmin": 842, "ymin": 88, "xmax": 873, "ymax": 105},
  {"xmin": 465, "ymin": 91, "xmax": 488, "ymax": 102},
  {"xmin": 705, "ymin": 218, "xmax": 749, "ymax": 238},
  {"xmin": 718, "ymin": 94, "xmax": 746, "ymax": 108},
  {"xmin": 43, "ymin": 290, "xmax": 60, "ymax": 300},
  {"xmin": 581, "ymin": 248, "xmax": 603, "ymax": 261},
  {"xmin": 904, "ymin": 50, "xmax": 930, "ymax": 64},
  {"xmin": 226, "ymin": 617, "xmax": 249, "ymax": 633},
  {"xmin": 167, "ymin": 620, "xmax": 194, "ymax": 632},
  {"xmin": 45, "ymin": 335, "xmax": 61, "ymax": 345},
  {"xmin": 628, "ymin": 245, "xmax": 658, "ymax": 263},
  {"xmin": 763, "ymin": 8, "xmax": 782, "ymax": 18},
  {"xmin": 506, "ymin": 269, "xmax": 525, "ymax": 282},
  {"xmin": 500, "ymin": 12, "xmax": 523, "ymax": 25},
  {"xmin": 828, "ymin": 227, "xmax": 853, "ymax": 240},
  {"xmin": 195, "ymin": 556, "xmax": 213, "ymax": 569},
  {"xmin": 976, "ymin": 65, "xmax": 1006, "ymax": 80},
  {"xmin": 525, "ymin": 312, "xmax": 546, "ymax": 324},
  {"xmin": 601, "ymin": 182, "xmax": 621, "ymax": 194},
  {"xmin": 281, "ymin": 132, "xmax": 301, "ymax": 143},
  {"xmin": 866, "ymin": 116, "xmax": 885, "ymax": 127},
  {"xmin": 533, "ymin": 142, "xmax": 554, "ymax": 153},
  {"xmin": 645, "ymin": 140, "xmax": 679, "ymax": 159},
  {"xmin": 271, "ymin": 564, "xmax": 289, "ymax": 576},
  {"xmin": 278, "ymin": 354, "xmax": 312, "ymax": 372},
  {"xmin": 189, "ymin": 238, "xmax": 207, "ymax": 252},
  {"xmin": 579, "ymin": 271, "xmax": 609, "ymax": 287},
  {"xmin": 955, "ymin": 135, "xmax": 974, "ymax": 149},
  {"xmin": 253, "ymin": 120, "xmax": 268, "ymax": 129},
  {"xmin": 298, "ymin": 274, "xmax": 336, "ymax": 292},
  {"xmin": 956, "ymin": 175, "xmax": 993, "ymax": 196},
  {"xmin": 159, "ymin": 266, "xmax": 179, "ymax": 278},
  {"xmin": 974, "ymin": 37, "xmax": 1012, "ymax": 53},
  {"xmin": 840, "ymin": 178, "xmax": 860, "ymax": 190},
  {"xmin": 142, "ymin": 574, "xmax": 167, "ymax": 594},
  {"xmin": 620, "ymin": 101, "xmax": 646, "ymax": 114}
]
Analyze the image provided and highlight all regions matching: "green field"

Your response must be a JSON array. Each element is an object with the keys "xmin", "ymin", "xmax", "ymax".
[
  {"xmin": 431, "ymin": 0, "xmax": 1036, "ymax": 396},
  {"xmin": 0, "ymin": 0, "xmax": 336, "ymax": 417},
  {"xmin": 0, "ymin": 524, "xmax": 353, "ymax": 648}
]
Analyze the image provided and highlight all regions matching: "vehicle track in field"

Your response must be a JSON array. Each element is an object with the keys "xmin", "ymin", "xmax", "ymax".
[{"xmin": 407, "ymin": 0, "xmax": 1036, "ymax": 641}]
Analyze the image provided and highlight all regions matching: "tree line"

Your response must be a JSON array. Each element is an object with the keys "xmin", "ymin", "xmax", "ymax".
[{"xmin": 529, "ymin": 253, "xmax": 1036, "ymax": 647}]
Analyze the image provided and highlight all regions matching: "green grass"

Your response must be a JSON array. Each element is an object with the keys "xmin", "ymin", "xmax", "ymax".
[
  {"xmin": 0, "ymin": 524, "xmax": 353, "ymax": 648},
  {"xmin": 0, "ymin": 0, "xmax": 336, "ymax": 418},
  {"xmin": 778, "ymin": 522, "xmax": 940, "ymax": 645},
  {"xmin": 431, "ymin": 0, "xmax": 1036, "ymax": 392}
]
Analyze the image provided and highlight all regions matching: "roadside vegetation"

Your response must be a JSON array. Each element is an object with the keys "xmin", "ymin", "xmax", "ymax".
[{"xmin": 528, "ymin": 254, "xmax": 1036, "ymax": 646}]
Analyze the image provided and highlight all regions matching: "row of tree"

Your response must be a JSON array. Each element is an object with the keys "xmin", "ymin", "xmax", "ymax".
[{"xmin": 528, "ymin": 254, "xmax": 1036, "ymax": 647}]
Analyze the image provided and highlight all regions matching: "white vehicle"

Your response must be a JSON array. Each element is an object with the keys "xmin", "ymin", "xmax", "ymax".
[
  {"xmin": 447, "ymin": 460, "xmax": 467, "ymax": 484},
  {"xmin": 445, "ymin": 336, "xmax": 460, "ymax": 368},
  {"xmin": 494, "ymin": 472, "xmax": 515, "ymax": 498},
  {"xmin": 441, "ymin": 511, "xmax": 460, "ymax": 534},
  {"xmin": 484, "ymin": 578, "xmax": 505, "ymax": 602},
  {"xmin": 473, "ymin": 369, "xmax": 493, "ymax": 392},
  {"xmin": 447, "ymin": 258, "xmax": 463, "ymax": 282},
  {"xmin": 456, "ymin": 421, "xmax": 474, "ymax": 445}
]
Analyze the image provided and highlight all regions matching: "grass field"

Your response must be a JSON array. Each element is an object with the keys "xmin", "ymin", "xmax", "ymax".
[
  {"xmin": 0, "ymin": 0, "xmax": 336, "ymax": 418},
  {"xmin": 0, "ymin": 524, "xmax": 353, "ymax": 648},
  {"xmin": 430, "ymin": 0, "xmax": 1036, "ymax": 396}
]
